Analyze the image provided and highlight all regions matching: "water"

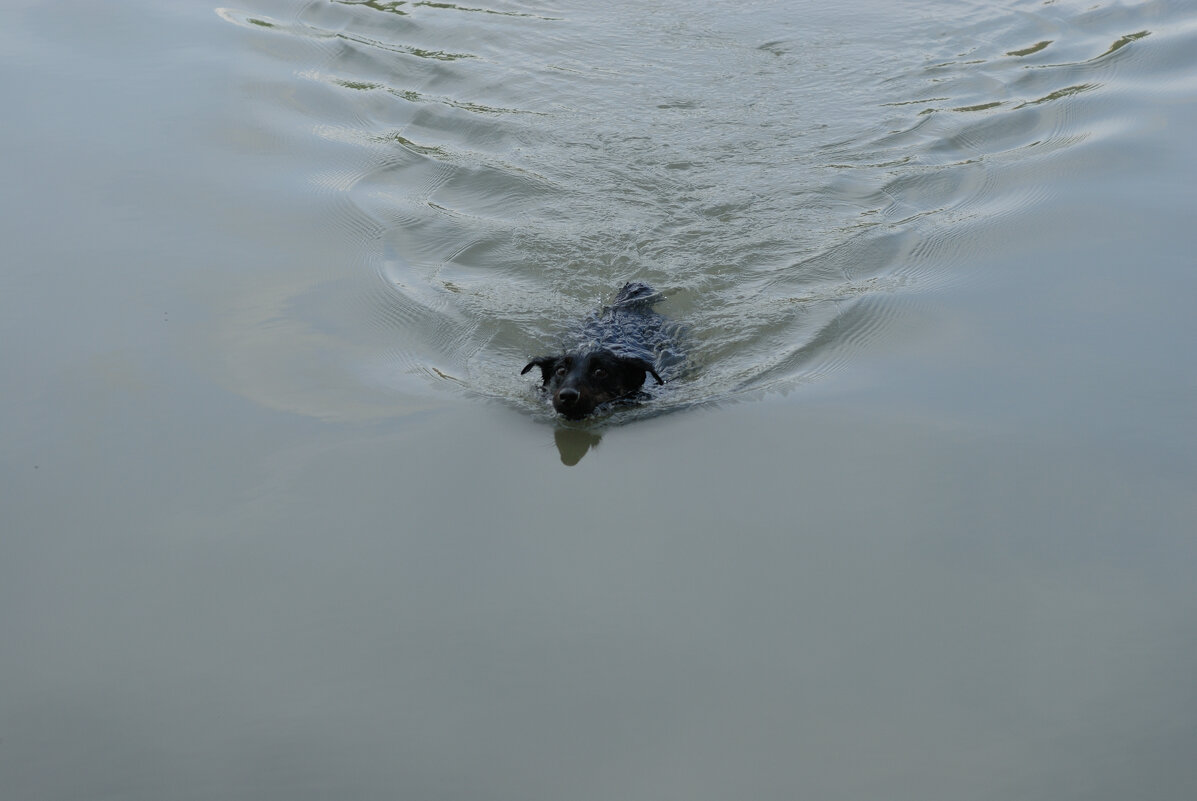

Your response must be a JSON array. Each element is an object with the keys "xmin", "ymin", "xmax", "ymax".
[{"xmin": 2, "ymin": 1, "xmax": 1195, "ymax": 799}]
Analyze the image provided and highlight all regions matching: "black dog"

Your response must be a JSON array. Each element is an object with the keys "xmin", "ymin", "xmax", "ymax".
[{"xmin": 522, "ymin": 282, "xmax": 679, "ymax": 420}]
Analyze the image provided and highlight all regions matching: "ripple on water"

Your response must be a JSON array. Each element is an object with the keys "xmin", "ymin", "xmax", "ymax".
[{"xmin": 213, "ymin": 0, "xmax": 1189, "ymax": 422}]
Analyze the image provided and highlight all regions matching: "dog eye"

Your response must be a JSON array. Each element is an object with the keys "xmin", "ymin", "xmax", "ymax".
[
  {"xmin": 592, "ymin": 367, "xmax": 607, "ymax": 379},
  {"xmin": 555, "ymin": 366, "xmax": 567, "ymax": 376}
]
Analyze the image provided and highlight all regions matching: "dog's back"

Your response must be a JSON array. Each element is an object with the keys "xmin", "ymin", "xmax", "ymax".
[{"xmin": 575, "ymin": 281, "xmax": 673, "ymax": 364}]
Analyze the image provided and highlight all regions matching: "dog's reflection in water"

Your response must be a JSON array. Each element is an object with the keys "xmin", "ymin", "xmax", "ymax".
[{"xmin": 553, "ymin": 427, "xmax": 602, "ymax": 466}]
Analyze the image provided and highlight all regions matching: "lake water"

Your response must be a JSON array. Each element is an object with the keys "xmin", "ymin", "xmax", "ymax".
[{"xmin": 2, "ymin": 0, "xmax": 1196, "ymax": 798}]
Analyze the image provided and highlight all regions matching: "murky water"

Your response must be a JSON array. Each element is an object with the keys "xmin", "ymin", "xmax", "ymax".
[{"xmin": 2, "ymin": 0, "xmax": 1195, "ymax": 799}]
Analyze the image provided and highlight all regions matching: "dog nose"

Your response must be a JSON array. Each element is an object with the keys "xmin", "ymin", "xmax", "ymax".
[{"xmin": 557, "ymin": 387, "xmax": 579, "ymax": 407}]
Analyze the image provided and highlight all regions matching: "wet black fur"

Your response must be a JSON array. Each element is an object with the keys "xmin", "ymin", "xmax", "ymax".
[{"xmin": 522, "ymin": 282, "xmax": 674, "ymax": 420}]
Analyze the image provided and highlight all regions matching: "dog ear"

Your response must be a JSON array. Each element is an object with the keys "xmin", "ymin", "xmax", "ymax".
[
  {"xmin": 521, "ymin": 356, "xmax": 557, "ymax": 383},
  {"xmin": 619, "ymin": 356, "xmax": 664, "ymax": 385}
]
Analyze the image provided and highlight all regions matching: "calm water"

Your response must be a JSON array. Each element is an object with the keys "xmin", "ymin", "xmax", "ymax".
[{"xmin": 2, "ymin": 0, "xmax": 1196, "ymax": 799}]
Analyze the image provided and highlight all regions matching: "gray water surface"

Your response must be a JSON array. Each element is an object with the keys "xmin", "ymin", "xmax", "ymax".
[{"xmin": 2, "ymin": 1, "xmax": 1196, "ymax": 799}]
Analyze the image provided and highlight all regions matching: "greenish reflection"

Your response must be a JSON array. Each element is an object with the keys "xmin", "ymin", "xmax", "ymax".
[
  {"xmin": 1006, "ymin": 40, "xmax": 1052, "ymax": 57},
  {"xmin": 1099, "ymin": 30, "xmax": 1150, "ymax": 59},
  {"xmin": 1015, "ymin": 83, "xmax": 1098, "ymax": 108}
]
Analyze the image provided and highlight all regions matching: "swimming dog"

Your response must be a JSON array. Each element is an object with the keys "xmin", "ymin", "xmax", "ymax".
[{"xmin": 522, "ymin": 282, "xmax": 678, "ymax": 420}]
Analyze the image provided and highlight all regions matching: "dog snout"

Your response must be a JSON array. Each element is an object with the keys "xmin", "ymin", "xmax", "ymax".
[{"xmin": 556, "ymin": 387, "xmax": 580, "ymax": 408}]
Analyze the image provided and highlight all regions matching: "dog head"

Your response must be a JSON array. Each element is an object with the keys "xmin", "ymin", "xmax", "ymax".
[{"xmin": 522, "ymin": 349, "xmax": 664, "ymax": 420}]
